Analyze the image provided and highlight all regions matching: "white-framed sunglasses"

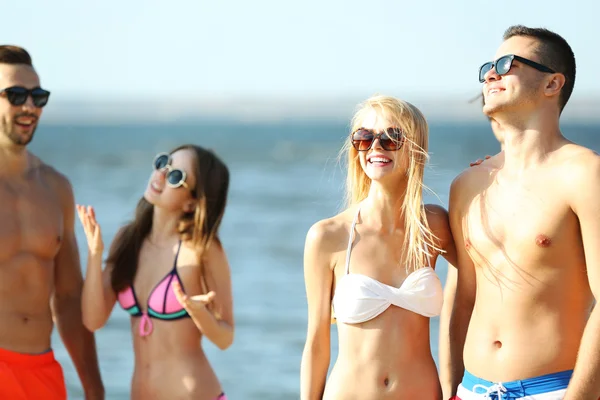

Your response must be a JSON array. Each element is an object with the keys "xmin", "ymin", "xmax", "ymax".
[{"xmin": 152, "ymin": 153, "xmax": 190, "ymax": 190}]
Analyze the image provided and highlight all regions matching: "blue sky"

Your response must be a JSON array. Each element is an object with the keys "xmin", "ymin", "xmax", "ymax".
[{"xmin": 3, "ymin": 0, "xmax": 598, "ymax": 104}]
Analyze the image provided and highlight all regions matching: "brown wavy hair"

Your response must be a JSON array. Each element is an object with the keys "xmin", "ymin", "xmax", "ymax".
[{"xmin": 108, "ymin": 144, "xmax": 230, "ymax": 294}]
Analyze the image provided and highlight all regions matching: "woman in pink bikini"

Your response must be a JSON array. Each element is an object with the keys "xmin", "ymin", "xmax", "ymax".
[
  {"xmin": 78, "ymin": 144, "xmax": 233, "ymax": 400},
  {"xmin": 300, "ymin": 95, "xmax": 457, "ymax": 399}
]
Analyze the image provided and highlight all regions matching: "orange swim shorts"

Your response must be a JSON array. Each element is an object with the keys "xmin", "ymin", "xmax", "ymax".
[{"xmin": 0, "ymin": 347, "xmax": 66, "ymax": 400}]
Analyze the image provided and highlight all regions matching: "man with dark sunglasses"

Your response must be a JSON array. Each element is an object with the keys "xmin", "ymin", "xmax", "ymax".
[
  {"xmin": 442, "ymin": 26, "xmax": 600, "ymax": 400},
  {"xmin": 0, "ymin": 45, "xmax": 104, "ymax": 399}
]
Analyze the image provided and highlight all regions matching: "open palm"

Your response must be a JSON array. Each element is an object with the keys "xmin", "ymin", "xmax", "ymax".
[
  {"xmin": 76, "ymin": 204, "xmax": 104, "ymax": 256},
  {"xmin": 172, "ymin": 281, "xmax": 216, "ymax": 313}
]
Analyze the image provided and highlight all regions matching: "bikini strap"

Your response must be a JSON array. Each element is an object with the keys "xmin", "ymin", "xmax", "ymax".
[
  {"xmin": 172, "ymin": 240, "xmax": 183, "ymax": 268},
  {"xmin": 344, "ymin": 206, "xmax": 361, "ymax": 274}
]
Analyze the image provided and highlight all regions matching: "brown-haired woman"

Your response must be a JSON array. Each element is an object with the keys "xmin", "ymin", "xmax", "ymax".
[{"xmin": 78, "ymin": 144, "xmax": 233, "ymax": 400}]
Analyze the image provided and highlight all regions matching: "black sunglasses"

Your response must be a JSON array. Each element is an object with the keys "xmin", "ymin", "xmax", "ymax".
[
  {"xmin": 153, "ymin": 153, "xmax": 190, "ymax": 189},
  {"xmin": 479, "ymin": 54, "xmax": 556, "ymax": 83},
  {"xmin": 0, "ymin": 86, "xmax": 51, "ymax": 108},
  {"xmin": 351, "ymin": 127, "xmax": 405, "ymax": 151}
]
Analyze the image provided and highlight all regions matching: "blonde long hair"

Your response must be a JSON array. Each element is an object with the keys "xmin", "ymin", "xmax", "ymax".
[{"xmin": 340, "ymin": 95, "xmax": 442, "ymax": 271}]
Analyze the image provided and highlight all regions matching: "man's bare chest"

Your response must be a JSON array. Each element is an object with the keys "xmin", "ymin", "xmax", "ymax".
[
  {"xmin": 0, "ymin": 180, "xmax": 64, "ymax": 261},
  {"xmin": 462, "ymin": 181, "xmax": 577, "ymax": 263}
]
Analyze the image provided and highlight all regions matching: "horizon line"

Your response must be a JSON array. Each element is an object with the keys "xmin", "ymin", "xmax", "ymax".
[{"xmin": 40, "ymin": 95, "xmax": 600, "ymax": 124}]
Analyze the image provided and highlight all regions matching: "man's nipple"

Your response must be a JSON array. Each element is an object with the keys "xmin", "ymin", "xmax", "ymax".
[{"xmin": 535, "ymin": 234, "xmax": 551, "ymax": 248}]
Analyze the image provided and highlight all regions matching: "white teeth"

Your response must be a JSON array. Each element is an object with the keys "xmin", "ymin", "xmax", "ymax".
[
  {"xmin": 151, "ymin": 182, "xmax": 161, "ymax": 191},
  {"xmin": 369, "ymin": 157, "xmax": 391, "ymax": 164},
  {"xmin": 489, "ymin": 89, "xmax": 500, "ymax": 94}
]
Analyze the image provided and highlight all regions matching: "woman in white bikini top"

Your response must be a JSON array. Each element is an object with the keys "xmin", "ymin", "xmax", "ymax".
[
  {"xmin": 331, "ymin": 204, "xmax": 444, "ymax": 324},
  {"xmin": 300, "ymin": 95, "xmax": 457, "ymax": 400}
]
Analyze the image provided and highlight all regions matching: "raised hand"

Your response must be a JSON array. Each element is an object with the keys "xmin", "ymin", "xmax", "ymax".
[
  {"xmin": 76, "ymin": 204, "xmax": 104, "ymax": 256},
  {"xmin": 172, "ymin": 281, "xmax": 216, "ymax": 315}
]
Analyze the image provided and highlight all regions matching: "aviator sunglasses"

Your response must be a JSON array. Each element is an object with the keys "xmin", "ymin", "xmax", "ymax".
[
  {"xmin": 351, "ymin": 127, "xmax": 405, "ymax": 151},
  {"xmin": 479, "ymin": 54, "xmax": 556, "ymax": 83},
  {"xmin": 0, "ymin": 86, "xmax": 51, "ymax": 108},
  {"xmin": 153, "ymin": 153, "xmax": 190, "ymax": 189}
]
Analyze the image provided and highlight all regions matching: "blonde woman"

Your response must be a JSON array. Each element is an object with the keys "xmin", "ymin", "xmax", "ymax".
[{"xmin": 301, "ymin": 95, "xmax": 457, "ymax": 399}]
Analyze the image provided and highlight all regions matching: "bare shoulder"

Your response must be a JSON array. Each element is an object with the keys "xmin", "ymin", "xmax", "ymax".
[
  {"xmin": 557, "ymin": 143, "xmax": 600, "ymax": 195},
  {"xmin": 453, "ymin": 154, "xmax": 500, "ymax": 187},
  {"xmin": 38, "ymin": 162, "xmax": 74, "ymax": 202},
  {"xmin": 449, "ymin": 168, "xmax": 476, "ymax": 210},
  {"xmin": 305, "ymin": 209, "xmax": 353, "ymax": 252},
  {"xmin": 25, "ymin": 160, "xmax": 75, "ymax": 220},
  {"xmin": 304, "ymin": 209, "xmax": 356, "ymax": 274},
  {"xmin": 450, "ymin": 154, "xmax": 501, "ymax": 206},
  {"xmin": 179, "ymin": 238, "xmax": 229, "ymax": 270},
  {"xmin": 558, "ymin": 143, "xmax": 600, "ymax": 173},
  {"xmin": 203, "ymin": 240, "xmax": 228, "ymax": 266}
]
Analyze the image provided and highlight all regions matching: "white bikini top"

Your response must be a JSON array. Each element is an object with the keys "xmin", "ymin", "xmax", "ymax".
[{"xmin": 332, "ymin": 206, "xmax": 444, "ymax": 324}]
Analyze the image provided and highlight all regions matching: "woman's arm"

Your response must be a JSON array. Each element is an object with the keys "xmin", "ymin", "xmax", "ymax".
[
  {"xmin": 81, "ymin": 251, "xmax": 118, "ymax": 332},
  {"xmin": 78, "ymin": 206, "xmax": 118, "ymax": 332},
  {"xmin": 300, "ymin": 220, "xmax": 336, "ymax": 400},
  {"xmin": 173, "ymin": 242, "xmax": 235, "ymax": 350}
]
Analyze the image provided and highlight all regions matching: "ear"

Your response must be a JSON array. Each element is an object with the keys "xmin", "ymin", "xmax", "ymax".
[{"xmin": 544, "ymin": 73, "xmax": 565, "ymax": 98}]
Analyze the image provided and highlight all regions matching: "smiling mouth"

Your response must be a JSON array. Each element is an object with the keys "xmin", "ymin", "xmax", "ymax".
[
  {"xmin": 151, "ymin": 182, "xmax": 163, "ymax": 193},
  {"xmin": 14, "ymin": 116, "xmax": 38, "ymax": 127},
  {"xmin": 368, "ymin": 156, "xmax": 392, "ymax": 165}
]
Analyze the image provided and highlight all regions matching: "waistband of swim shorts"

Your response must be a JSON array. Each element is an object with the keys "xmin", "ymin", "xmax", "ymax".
[
  {"xmin": 0, "ymin": 347, "xmax": 58, "ymax": 367},
  {"xmin": 461, "ymin": 369, "xmax": 573, "ymax": 396}
]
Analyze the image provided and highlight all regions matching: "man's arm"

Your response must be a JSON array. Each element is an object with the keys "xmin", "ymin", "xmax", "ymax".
[
  {"xmin": 564, "ymin": 155, "xmax": 600, "ymax": 400},
  {"xmin": 50, "ymin": 171, "xmax": 104, "ymax": 399},
  {"xmin": 442, "ymin": 174, "xmax": 478, "ymax": 399},
  {"xmin": 439, "ymin": 263, "xmax": 458, "ymax": 398},
  {"xmin": 423, "ymin": 204, "xmax": 458, "ymax": 399}
]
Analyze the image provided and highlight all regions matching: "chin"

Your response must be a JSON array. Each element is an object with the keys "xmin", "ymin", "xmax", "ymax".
[
  {"xmin": 8, "ymin": 134, "xmax": 33, "ymax": 146},
  {"xmin": 364, "ymin": 168, "xmax": 396, "ymax": 182},
  {"xmin": 143, "ymin": 190, "xmax": 158, "ymax": 205},
  {"xmin": 483, "ymin": 103, "xmax": 501, "ymax": 117},
  {"xmin": 365, "ymin": 172, "xmax": 384, "ymax": 181}
]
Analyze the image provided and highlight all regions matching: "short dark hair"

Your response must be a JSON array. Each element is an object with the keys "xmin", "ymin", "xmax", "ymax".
[
  {"xmin": 503, "ymin": 25, "xmax": 576, "ymax": 112},
  {"xmin": 0, "ymin": 45, "xmax": 33, "ymax": 66}
]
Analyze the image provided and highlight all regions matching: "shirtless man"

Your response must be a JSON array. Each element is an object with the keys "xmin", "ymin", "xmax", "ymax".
[
  {"xmin": 0, "ymin": 45, "xmax": 104, "ymax": 399},
  {"xmin": 442, "ymin": 26, "xmax": 600, "ymax": 399},
  {"xmin": 439, "ymin": 97, "xmax": 504, "ymax": 389},
  {"xmin": 439, "ymin": 93, "xmax": 506, "ymax": 395}
]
